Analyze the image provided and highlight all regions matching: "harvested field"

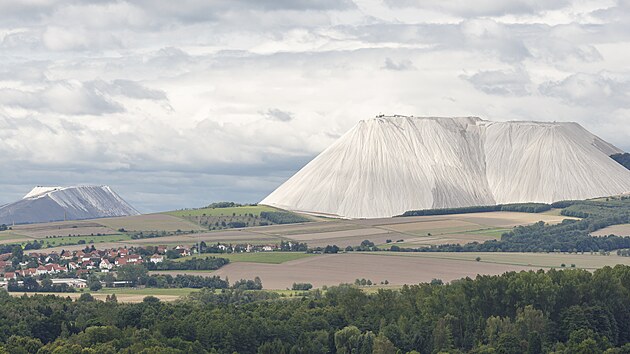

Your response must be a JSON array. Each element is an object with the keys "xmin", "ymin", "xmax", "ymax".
[
  {"xmin": 98, "ymin": 214, "xmax": 203, "ymax": 232},
  {"xmin": 259, "ymin": 222, "xmax": 356, "ymax": 236},
  {"xmin": 288, "ymin": 228, "xmax": 388, "ymax": 241},
  {"xmin": 209, "ymin": 253, "xmax": 541, "ymax": 289},
  {"xmin": 371, "ymin": 252, "xmax": 630, "ymax": 269},
  {"xmin": 592, "ymin": 224, "xmax": 630, "ymax": 237},
  {"xmin": 11, "ymin": 222, "xmax": 116, "ymax": 238},
  {"xmin": 380, "ymin": 220, "xmax": 478, "ymax": 234}
]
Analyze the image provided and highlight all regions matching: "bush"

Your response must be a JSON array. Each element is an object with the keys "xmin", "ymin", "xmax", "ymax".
[{"xmin": 292, "ymin": 283, "xmax": 313, "ymax": 291}]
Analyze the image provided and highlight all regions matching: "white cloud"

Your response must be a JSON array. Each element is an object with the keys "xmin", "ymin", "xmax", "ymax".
[
  {"xmin": 463, "ymin": 67, "xmax": 531, "ymax": 96},
  {"xmin": 540, "ymin": 72, "xmax": 630, "ymax": 107}
]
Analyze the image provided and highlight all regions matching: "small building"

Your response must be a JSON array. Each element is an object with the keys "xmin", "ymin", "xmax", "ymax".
[
  {"xmin": 149, "ymin": 254, "xmax": 164, "ymax": 263},
  {"xmin": 100, "ymin": 258, "xmax": 113, "ymax": 270}
]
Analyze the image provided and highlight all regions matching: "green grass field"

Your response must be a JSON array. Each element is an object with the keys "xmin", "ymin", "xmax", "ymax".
[
  {"xmin": 175, "ymin": 252, "xmax": 314, "ymax": 264},
  {"xmin": 166, "ymin": 205, "xmax": 278, "ymax": 218},
  {"xmin": 467, "ymin": 227, "xmax": 511, "ymax": 238},
  {"xmin": 0, "ymin": 232, "xmax": 30, "ymax": 242},
  {"xmin": 38, "ymin": 234, "xmax": 130, "ymax": 247}
]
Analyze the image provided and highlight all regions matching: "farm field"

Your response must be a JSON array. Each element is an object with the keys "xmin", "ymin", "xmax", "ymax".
[
  {"xmin": 368, "ymin": 252, "xmax": 630, "ymax": 270},
  {"xmin": 209, "ymin": 253, "xmax": 542, "ymax": 289},
  {"xmin": 592, "ymin": 223, "xmax": 630, "ymax": 236},
  {"xmin": 206, "ymin": 251, "xmax": 630, "ymax": 289},
  {"xmin": 175, "ymin": 252, "xmax": 315, "ymax": 264},
  {"xmin": 14, "ymin": 210, "xmax": 581, "ymax": 252},
  {"xmin": 97, "ymin": 214, "xmax": 203, "ymax": 232},
  {"xmin": 10, "ymin": 221, "xmax": 116, "ymax": 238}
]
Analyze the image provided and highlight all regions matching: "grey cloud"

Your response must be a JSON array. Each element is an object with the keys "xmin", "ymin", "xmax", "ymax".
[
  {"xmin": 384, "ymin": 0, "xmax": 571, "ymax": 17},
  {"xmin": 382, "ymin": 57, "xmax": 415, "ymax": 71},
  {"xmin": 462, "ymin": 68, "xmax": 531, "ymax": 96},
  {"xmin": 540, "ymin": 72, "xmax": 630, "ymax": 108},
  {"xmin": 0, "ymin": 79, "xmax": 165, "ymax": 115},
  {"xmin": 233, "ymin": 0, "xmax": 356, "ymax": 11},
  {"xmin": 263, "ymin": 108, "xmax": 294, "ymax": 122},
  {"xmin": 0, "ymin": 81, "xmax": 123, "ymax": 115}
]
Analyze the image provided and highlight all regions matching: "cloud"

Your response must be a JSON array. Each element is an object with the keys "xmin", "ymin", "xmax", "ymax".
[
  {"xmin": 0, "ymin": 79, "xmax": 166, "ymax": 115},
  {"xmin": 462, "ymin": 67, "xmax": 531, "ymax": 96},
  {"xmin": 540, "ymin": 72, "xmax": 630, "ymax": 108},
  {"xmin": 383, "ymin": 0, "xmax": 571, "ymax": 17},
  {"xmin": 382, "ymin": 57, "xmax": 415, "ymax": 71},
  {"xmin": 0, "ymin": 81, "xmax": 123, "ymax": 115},
  {"xmin": 263, "ymin": 108, "xmax": 294, "ymax": 122}
]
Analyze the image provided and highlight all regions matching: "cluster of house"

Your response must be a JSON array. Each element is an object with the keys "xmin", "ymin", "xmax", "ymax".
[{"xmin": 0, "ymin": 244, "xmax": 194, "ymax": 281}]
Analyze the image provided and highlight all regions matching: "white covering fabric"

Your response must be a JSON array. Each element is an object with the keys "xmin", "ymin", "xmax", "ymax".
[{"xmin": 261, "ymin": 116, "xmax": 630, "ymax": 219}]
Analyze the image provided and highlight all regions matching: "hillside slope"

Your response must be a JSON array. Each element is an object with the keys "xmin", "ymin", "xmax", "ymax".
[
  {"xmin": 261, "ymin": 116, "xmax": 630, "ymax": 219},
  {"xmin": 0, "ymin": 186, "xmax": 139, "ymax": 225}
]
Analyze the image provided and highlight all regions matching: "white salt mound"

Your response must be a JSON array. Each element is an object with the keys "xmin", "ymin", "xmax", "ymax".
[
  {"xmin": 0, "ymin": 185, "xmax": 139, "ymax": 224},
  {"xmin": 261, "ymin": 116, "xmax": 630, "ymax": 219}
]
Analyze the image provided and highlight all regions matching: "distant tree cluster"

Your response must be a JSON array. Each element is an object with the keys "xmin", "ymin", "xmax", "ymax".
[
  {"xmin": 6, "ymin": 277, "xmax": 75, "ymax": 293},
  {"xmin": 260, "ymin": 211, "xmax": 311, "ymax": 224},
  {"xmin": 280, "ymin": 240, "xmax": 308, "ymax": 252},
  {"xmin": 145, "ymin": 257, "xmax": 229, "ymax": 271},
  {"xmin": 291, "ymin": 282, "xmax": 313, "ymax": 291},
  {"xmin": 146, "ymin": 274, "xmax": 229, "ymax": 289},
  {"xmin": 308, "ymin": 245, "xmax": 340, "ymax": 254},
  {"xmin": 402, "ymin": 202, "xmax": 552, "ymax": 216},
  {"xmin": 232, "ymin": 276, "xmax": 263, "ymax": 290},
  {"xmin": 611, "ymin": 153, "xmax": 630, "ymax": 170}
]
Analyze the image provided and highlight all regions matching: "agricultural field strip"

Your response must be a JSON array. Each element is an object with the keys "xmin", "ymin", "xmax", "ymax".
[{"xmin": 364, "ymin": 252, "xmax": 630, "ymax": 270}]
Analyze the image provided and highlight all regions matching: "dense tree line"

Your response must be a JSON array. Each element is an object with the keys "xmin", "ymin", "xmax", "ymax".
[
  {"xmin": 402, "ymin": 203, "xmax": 552, "ymax": 216},
  {"xmin": 4, "ymin": 266, "xmax": 630, "ymax": 352},
  {"xmin": 146, "ymin": 274, "xmax": 229, "ymax": 289},
  {"xmin": 145, "ymin": 256, "xmax": 229, "ymax": 271},
  {"xmin": 6, "ymin": 277, "xmax": 75, "ymax": 293},
  {"xmin": 611, "ymin": 153, "xmax": 630, "ymax": 170},
  {"xmin": 260, "ymin": 211, "xmax": 311, "ymax": 224}
]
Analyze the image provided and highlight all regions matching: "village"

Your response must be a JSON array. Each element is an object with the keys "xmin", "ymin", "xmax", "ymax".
[{"xmin": 0, "ymin": 241, "xmax": 293, "ymax": 289}]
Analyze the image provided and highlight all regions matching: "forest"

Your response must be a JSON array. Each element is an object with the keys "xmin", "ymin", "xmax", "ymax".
[
  {"xmin": 3, "ymin": 266, "xmax": 630, "ymax": 353},
  {"xmin": 611, "ymin": 153, "xmax": 630, "ymax": 170}
]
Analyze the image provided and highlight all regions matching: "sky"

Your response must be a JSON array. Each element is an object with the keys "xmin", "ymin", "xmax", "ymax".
[{"xmin": 1, "ymin": 0, "xmax": 629, "ymax": 212}]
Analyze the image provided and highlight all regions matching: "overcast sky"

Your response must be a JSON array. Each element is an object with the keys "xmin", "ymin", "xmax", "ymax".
[{"xmin": 1, "ymin": 0, "xmax": 629, "ymax": 212}]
